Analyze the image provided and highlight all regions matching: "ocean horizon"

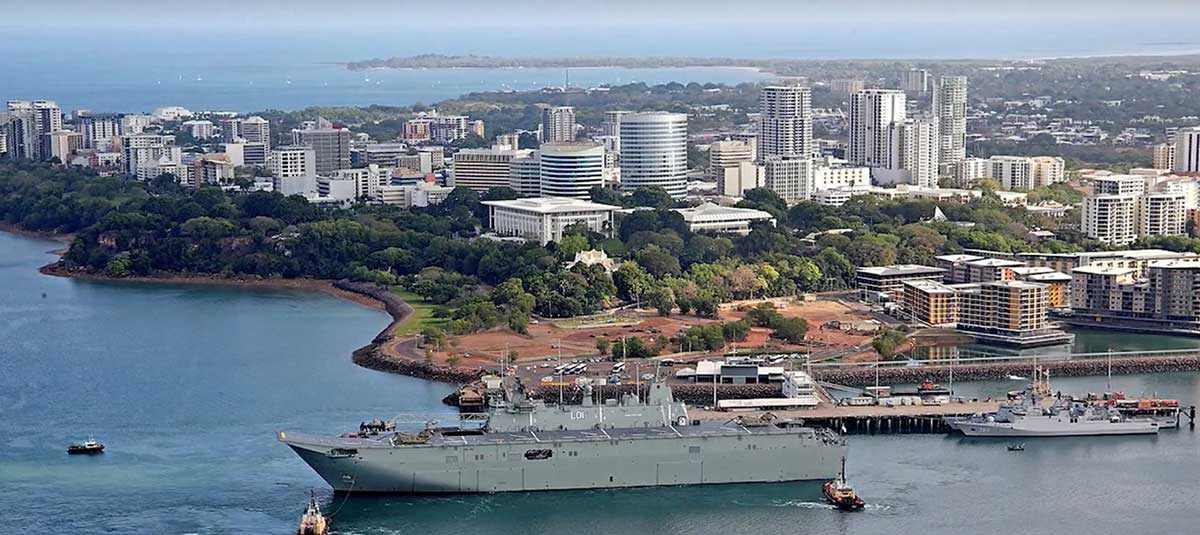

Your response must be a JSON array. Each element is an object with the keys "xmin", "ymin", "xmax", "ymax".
[{"xmin": 2, "ymin": 26, "xmax": 1198, "ymax": 113}]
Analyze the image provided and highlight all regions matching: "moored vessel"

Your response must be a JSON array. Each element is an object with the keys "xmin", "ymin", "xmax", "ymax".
[{"xmin": 279, "ymin": 379, "xmax": 846, "ymax": 493}]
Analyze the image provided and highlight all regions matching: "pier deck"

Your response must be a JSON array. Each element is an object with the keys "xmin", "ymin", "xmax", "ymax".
[{"xmin": 688, "ymin": 400, "xmax": 1005, "ymax": 434}]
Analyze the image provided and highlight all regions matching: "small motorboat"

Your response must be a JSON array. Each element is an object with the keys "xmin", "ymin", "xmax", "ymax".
[
  {"xmin": 822, "ymin": 457, "xmax": 866, "ymax": 511},
  {"xmin": 296, "ymin": 492, "xmax": 329, "ymax": 535},
  {"xmin": 67, "ymin": 438, "xmax": 105, "ymax": 455},
  {"xmin": 1007, "ymin": 444, "xmax": 1025, "ymax": 452}
]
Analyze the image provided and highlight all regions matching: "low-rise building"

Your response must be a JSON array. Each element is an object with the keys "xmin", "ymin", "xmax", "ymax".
[
  {"xmin": 1069, "ymin": 259, "xmax": 1200, "ymax": 334},
  {"xmin": 955, "ymin": 280, "xmax": 1071, "ymax": 347},
  {"xmin": 482, "ymin": 197, "xmax": 620, "ymax": 244},
  {"xmin": 900, "ymin": 279, "xmax": 958, "ymax": 326},
  {"xmin": 856, "ymin": 264, "xmax": 947, "ymax": 302},
  {"xmin": 673, "ymin": 203, "xmax": 775, "ymax": 235}
]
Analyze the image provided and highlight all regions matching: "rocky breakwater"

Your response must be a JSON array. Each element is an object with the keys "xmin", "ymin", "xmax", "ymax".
[
  {"xmin": 812, "ymin": 354, "xmax": 1200, "ymax": 386},
  {"xmin": 335, "ymin": 280, "xmax": 483, "ymax": 384}
]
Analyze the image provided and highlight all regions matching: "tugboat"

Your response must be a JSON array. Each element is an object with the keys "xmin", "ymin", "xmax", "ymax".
[
  {"xmin": 822, "ymin": 457, "xmax": 865, "ymax": 511},
  {"xmin": 296, "ymin": 492, "xmax": 328, "ymax": 535},
  {"xmin": 66, "ymin": 438, "xmax": 104, "ymax": 455}
]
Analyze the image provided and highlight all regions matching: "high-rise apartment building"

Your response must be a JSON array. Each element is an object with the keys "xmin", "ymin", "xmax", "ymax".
[
  {"xmin": 1174, "ymin": 127, "xmax": 1200, "ymax": 173},
  {"xmin": 902, "ymin": 69, "xmax": 930, "ymax": 94},
  {"xmin": 540, "ymin": 106, "xmax": 576, "ymax": 143},
  {"xmin": 6, "ymin": 100, "xmax": 62, "ymax": 160},
  {"xmin": 758, "ymin": 85, "xmax": 813, "ymax": 161},
  {"xmin": 1083, "ymin": 194, "xmax": 1139, "ymax": 246},
  {"xmin": 430, "ymin": 115, "xmax": 469, "ymax": 143},
  {"xmin": 848, "ymin": 89, "xmax": 906, "ymax": 168},
  {"xmin": 887, "ymin": 117, "xmax": 940, "ymax": 188},
  {"xmin": 933, "ymin": 76, "xmax": 968, "ymax": 169},
  {"xmin": 830, "ymin": 79, "xmax": 865, "ymax": 95},
  {"xmin": 76, "ymin": 112, "xmax": 122, "ymax": 149},
  {"xmin": 618, "ymin": 112, "xmax": 688, "ymax": 198},
  {"xmin": 122, "ymin": 134, "xmax": 181, "ymax": 177},
  {"xmin": 1138, "ymin": 192, "xmax": 1187, "ymax": 238},
  {"xmin": 538, "ymin": 141, "xmax": 604, "ymax": 199},
  {"xmin": 240, "ymin": 116, "xmax": 271, "ymax": 147},
  {"xmin": 1153, "ymin": 143, "xmax": 1176, "ymax": 171},
  {"xmin": 45, "ymin": 130, "xmax": 83, "ymax": 162}
]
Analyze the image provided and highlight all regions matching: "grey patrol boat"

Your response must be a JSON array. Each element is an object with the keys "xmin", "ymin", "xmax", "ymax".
[{"xmin": 279, "ymin": 380, "xmax": 846, "ymax": 493}]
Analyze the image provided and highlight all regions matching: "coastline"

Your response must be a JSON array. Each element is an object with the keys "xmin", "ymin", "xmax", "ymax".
[
  {"xmin": 342, "ymin": 50, "xmax": 1200, "ymax": 73},
  {"xmin": 8, "ymin": 225, "xmax": 478, "ymax": 384}
]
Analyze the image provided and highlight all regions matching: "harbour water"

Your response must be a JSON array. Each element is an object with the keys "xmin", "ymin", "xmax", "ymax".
[{"xmin": 3, "ymin": 229, "xmax": 1200, "ymax": 534}]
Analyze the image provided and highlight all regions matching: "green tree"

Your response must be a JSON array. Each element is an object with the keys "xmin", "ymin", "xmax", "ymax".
[{"xmin": 770, "ymin": 317, "xmax": 808, "ymax": 344}]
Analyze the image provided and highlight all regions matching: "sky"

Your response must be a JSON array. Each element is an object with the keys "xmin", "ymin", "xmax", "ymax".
[{"xmin": 3, "ymin": 0, "xmax": 1198, "ymax": 30}]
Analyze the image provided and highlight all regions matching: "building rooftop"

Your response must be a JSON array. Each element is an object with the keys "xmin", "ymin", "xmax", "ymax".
[
  {"xmin": 901, "ymin": 279, "xmax": 956, "ymax": 295},
  {"xmin": 1071, "ymin": 265, "xmax": 1139, "ymax": 276},
  {"xmin": 935, "ymin": 254, "xmax": 984, "ymax": 263},
  {"xmin": 966, "ymin": 257, "xmax": 1027, "ymax": 268},
  {"xmin": 1025, "ymin": 272, "xmax": 1074, "ymax": 282},
  {"xmin": 857, "ymin": 264, "xmax": 946, "ymax": 277},
  {"xmin": 1010, "ymin": 266, "xmax": 1056, "ymax": 277},
  {"xmin": 1148, "ymin": 258, "xmax": 1200, "ymax": 269},
  {"xmin": 482, "ymin": 197, "xmax": 621, "ymax": 214}
]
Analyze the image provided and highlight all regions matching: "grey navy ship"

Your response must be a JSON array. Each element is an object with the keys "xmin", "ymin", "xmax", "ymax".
[
  {"xmin": 946, "ymin": 368, "xmax": 1162, "ymax": 437},
  {"xmin": 279, "ymin": 380, "xmax": 846, "ymax": 493}
]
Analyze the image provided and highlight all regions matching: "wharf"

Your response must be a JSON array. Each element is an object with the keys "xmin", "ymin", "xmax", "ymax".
[{"xmin": 688, "ymin": 400, "xmax": 1005, "ymax": 434}]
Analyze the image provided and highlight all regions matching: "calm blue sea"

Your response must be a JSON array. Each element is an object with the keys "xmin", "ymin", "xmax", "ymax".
[{"xmin": 0, "ymin": 26, "xmax": 1197, "ymax": 113}]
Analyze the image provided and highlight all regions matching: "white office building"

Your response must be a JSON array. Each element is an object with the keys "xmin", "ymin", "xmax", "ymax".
[
  {"xmin": 452, "ymin": 146, "xmax": 533, "ymax": 192},
  {"xmin": 538, "ymin": 141, "xmax": 605, "ymax": 199},
  {"xmin": 1153, "ymin": 143, "xmax": 1176, "ymax": 171},
  {"xmin": 763, "ymin": 156, "xmax": 813, "ymax": 202},
  {"xmin": 709, "ymin": 140, "xmax": 755, "ymax": 181},
  {"xmin": 270, "ymin": 146, "xmax": 317, "ymax": 196},
  {"xmin": 673, "ymin": 203, "xmax": 775, "ymax": 235},
  {"xmin": 758, "ymin": 85, "xmax": 813, "ymax": 161},
  {"xmin": 718, "ymin": 161, "xmax": 765, "ymax": 197},
  {"xmin": 483, "ymin": 197, "xmax": 620, "ymax": 244},
  {"xmin": 933, "ymin": 76, "xmax": 968, "ymax": 169},
  {"xmin": 509, "ymin": 153, "xmax": 542, "ymax": 197},
  {"xmin": 618, "ymin": 112, "xmax": 688, "ymax": 198},
  {"xmin": 848, "ymin": 89, "xmax": 906, "ymax": 168}
]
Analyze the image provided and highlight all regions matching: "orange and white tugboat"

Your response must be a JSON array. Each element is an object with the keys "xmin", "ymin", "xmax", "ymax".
[
  {"xmin": 822, "ymin": 457, "xmax": 865, "ymax": 511},
  {"xmin": 296, "ymin": 492, "xmax": 328, "ymax": 535}
]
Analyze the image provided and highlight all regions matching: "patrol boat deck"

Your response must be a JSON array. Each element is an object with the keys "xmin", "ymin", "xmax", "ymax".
[{"xmin": 279, "ymin": 381, "xmax": 846, "ymax": 493}]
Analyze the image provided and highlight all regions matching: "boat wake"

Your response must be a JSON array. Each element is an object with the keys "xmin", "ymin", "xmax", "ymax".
[{"xmin": 771, "ymin": 500, "xmax": 893, "ymax": 512}]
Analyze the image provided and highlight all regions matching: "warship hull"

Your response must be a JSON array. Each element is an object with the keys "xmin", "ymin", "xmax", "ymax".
[
  {"xmin": 957, "ymin": 420, "xmax": 1159, "ymax": 437},
  {"xmin": 281, "ymin": 425, "xmax": 845, "ymax": 493}
]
